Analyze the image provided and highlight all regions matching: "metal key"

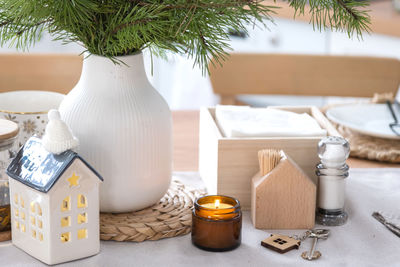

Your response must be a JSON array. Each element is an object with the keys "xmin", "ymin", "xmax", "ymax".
[{"xmin": 301, "ymin": 229, "xmax": 330, "ymax": 261}]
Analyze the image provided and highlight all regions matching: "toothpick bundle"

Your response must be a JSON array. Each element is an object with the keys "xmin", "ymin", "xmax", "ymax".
[{"xmin": 258, "ymin": 149, "xmax": 282, "ymax": 176}]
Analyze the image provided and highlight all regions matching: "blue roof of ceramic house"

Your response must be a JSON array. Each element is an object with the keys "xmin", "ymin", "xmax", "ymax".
[{"xmin": 6, "ymin": 137, "xmax": 103, "ymax": 193}]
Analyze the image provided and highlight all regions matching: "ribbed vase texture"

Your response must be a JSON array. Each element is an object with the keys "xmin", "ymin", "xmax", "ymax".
[{"xmin": 59, "ymin": 53, "xmax": 172, "ymax": 212}]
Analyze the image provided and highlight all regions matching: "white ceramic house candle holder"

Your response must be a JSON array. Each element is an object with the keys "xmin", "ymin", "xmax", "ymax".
[
  {"xmin": 315, "ymin": 136, "xmax": 350, "ymax": 226},
  {"xmin": 6, "ymin": 111, "xmax": 103, "ymax": 265}
]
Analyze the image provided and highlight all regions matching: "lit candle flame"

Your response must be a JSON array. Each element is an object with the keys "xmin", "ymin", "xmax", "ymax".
[{"xmin": 215, "ymin": 199, "xmax": 220, "ymax": 209}]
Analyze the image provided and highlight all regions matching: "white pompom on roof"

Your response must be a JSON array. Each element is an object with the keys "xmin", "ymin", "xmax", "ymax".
[{"xmin": 42, "ymin": 109, "xmax": 79, "ymax": 154}]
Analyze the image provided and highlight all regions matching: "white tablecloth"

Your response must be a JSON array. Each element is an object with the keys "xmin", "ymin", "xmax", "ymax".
[{"xmin": 1, "ymin": 169, "xmax": 400, "ymax": 266}]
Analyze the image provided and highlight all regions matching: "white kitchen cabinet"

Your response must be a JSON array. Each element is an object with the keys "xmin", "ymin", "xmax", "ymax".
[
  {"xmin": 329, "ymin": 31, "xmax": 400, "ymax": 59},
  {"xmin": 0, "ymin": 34, "xmax": 83, "ymax": 54},
  {"xmin": 230, "ymin": 18, "xmax": 328, "ymax": 54}
]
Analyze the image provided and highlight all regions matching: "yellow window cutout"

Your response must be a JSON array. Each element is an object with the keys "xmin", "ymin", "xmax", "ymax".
[
  {"xmin": 20, "ymin": 212, "xmax": 25, "ymax": 220},
  {"xmin": 39, "ymin": 233, "xmax": 43, "ymax": 241},
  {"xmin": 67, "ymin": 173, "xmax": 80, "ymax": 187},
  {"xmin": 30, "ymin": 216, "xmax": 35, "ymax": 226},
  {"xmin": 31, "ymin": 202, "xmax": 42, "ymax": 215},
  {"xmin": 61, "ymin": 216, "xmax": 70, "ymax": 227},
  {"xmin": 14, "ymin": 209, "xmax": 18, "ymax": 217},
  {"xmin": 77, "ymin": 194, "xmax": 87, "ymax": 208},
  {"xmin": 21, "ymin": 224, "xmax": 25, "ymax": 232},
  {"xmin": 30, "ymin": 202, "xmax": 35, "ymax": 213},
  {"xmin": 31, "ymin": 229, "xmax": 36, "ymax": 239},
  {"xmin": 60, "ymin": 232, "xmax": 70, "ymax": 243},
  {"xmin": 14, "ymin": 220, "xmax": 19, "ymax": 229},
  {"xmin": 37, "ymin": 204, "xmax": 42, "ymax": 216},
  {"xmin": 77, "ymin": 229, "xmax": 87, "ymax": 240},
  {"xmin": 77, "ymin": 213, "xmax": 87, "ymax": 224},
  {"xmin": 14, "ymin": 194, "xmax": 18, "ymax": 205},
  {"xmin": 61, "ymin": 196, "xmax": 71, "ymax": 211},
  {"xmin": 37, "ymin": 220, "xmax": 43, "ymax": 229},
  {"xmin": 20, "ymin": 197, "xmax": 24, "ymax": 208}
]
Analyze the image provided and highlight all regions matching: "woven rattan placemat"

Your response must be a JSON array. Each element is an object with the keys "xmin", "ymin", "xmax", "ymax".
[
  {"xmin": 100, "ymin": 180, "xmax": 206, "ymax": 242},
  {"xmin": 334, "ymin": 124, "xmax": 400, "ymax": 163},
  {"xmin": 323, "ymin": 94, "xmax": 400, "ymax": 163}
]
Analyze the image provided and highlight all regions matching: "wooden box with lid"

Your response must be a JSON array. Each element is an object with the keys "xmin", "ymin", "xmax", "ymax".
[{"xmin": 198, "ymin": 106, "xmax": 340, "ymax": 210}]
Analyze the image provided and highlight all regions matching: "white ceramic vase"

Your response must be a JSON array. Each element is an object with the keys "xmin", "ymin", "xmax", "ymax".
[{"xmin": 59, "ymin": 52, "xmax": 172, "ymax": 212}]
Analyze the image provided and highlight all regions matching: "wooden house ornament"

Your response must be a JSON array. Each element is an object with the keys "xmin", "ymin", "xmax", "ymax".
[
  {"xmin": 6, "ymin": 110, "xmax": 103, "ymax": 265},
  {"xmin": 261, "ymin": 234, "xmax": 301, "ymax": 254},
  {"xmin": 251, "ymin": 149, "xmax": 316, "ymax": 229}
]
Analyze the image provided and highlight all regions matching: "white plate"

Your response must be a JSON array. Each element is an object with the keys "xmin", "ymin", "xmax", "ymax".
[{"xmin": 326, "ymin": 103, "xmax": 400, "ymax": 140}]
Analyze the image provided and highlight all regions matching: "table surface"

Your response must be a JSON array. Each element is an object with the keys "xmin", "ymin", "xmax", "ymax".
[
  {"xmin": 0, "ymin": 110, "xmax": 399, "ymax": 266},
  {"xmin": 1, "ymin": 170, "xmax": 400, "ymax": 267},
  {"xmin": 172, "ymin": 110, "xmax": 400, "ymax": 171}
]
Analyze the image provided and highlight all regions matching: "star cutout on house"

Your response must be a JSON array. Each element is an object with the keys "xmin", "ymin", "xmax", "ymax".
[{"xmin": 67, "ymin": 173, "xmax": 80, "ymax": 187}]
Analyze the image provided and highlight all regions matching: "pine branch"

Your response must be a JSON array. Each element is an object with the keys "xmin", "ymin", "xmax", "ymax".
[
  {"xmin": 288, "ymin": 0, "xmax": 371, "ymax": 37},
  {"xmin": 129, "ymin": 0, "xmax": 261, "ymax": 10},
  {"xmin": 16, "ymin": 19, "xmax": 52, "ymax": 36},
  {"xmin": 111, "ymin": 18, "xmax": 153, "ymax": 35},
  {"xmin": 336, "ymin": 0, "xmax": 359, "ymax": 20},
  {"xmin": 0, "ymin": 0, "xmax": 371, "ymax": 73}
]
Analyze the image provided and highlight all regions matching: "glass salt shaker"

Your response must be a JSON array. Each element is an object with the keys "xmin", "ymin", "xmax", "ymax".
[
  {"xmin": 315, "ymin": 136, "xmax": 350, "ymax": 226},
  {"xmin": 0, "ymin": 119, "xmax": 19, "ymax": 231}
]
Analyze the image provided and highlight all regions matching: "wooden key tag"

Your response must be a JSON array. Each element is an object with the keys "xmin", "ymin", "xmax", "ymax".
[{"xmin": 261, "ymin": 234, "xmax": 301, "ymax": 254}]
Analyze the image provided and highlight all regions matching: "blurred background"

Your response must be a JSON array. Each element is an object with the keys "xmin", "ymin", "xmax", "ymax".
[{"xmin": 1, "ymin": 0, "xmax": 399, "ymax": 110}]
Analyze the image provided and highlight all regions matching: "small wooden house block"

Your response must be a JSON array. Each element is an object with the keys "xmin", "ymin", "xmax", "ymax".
[
  {"xmin": 6, "ymin": 137, "xmax": 103, "ymax": 265},
  {"xmin": 251, "ymin": 152, "xmax": 316, "ymax": 229}
]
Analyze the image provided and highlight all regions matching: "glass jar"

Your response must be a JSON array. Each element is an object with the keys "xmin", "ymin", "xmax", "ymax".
[
  {"xmin": 0, "ymin": 119, "xmax": 19, "ymax": 231},
  {"xmin": 191, "ymin": 195, "xmax": 242, "ymax": 251}
]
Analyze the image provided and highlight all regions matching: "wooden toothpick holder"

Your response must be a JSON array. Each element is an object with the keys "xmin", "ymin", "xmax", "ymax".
[{"xmin": 251, "ymin": 150, "xmax": 316, "ymax": 229}]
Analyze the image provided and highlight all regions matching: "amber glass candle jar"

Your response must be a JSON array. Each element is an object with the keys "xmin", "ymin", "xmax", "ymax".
[{"xmin": 192, "ymin": 195, "xmax": 242, "ymax": 252}]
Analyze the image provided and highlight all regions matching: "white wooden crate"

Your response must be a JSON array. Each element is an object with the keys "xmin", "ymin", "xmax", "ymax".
[{"xmin": 198, "ymin": 106, "xmax": 340, "ymax": 210}]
